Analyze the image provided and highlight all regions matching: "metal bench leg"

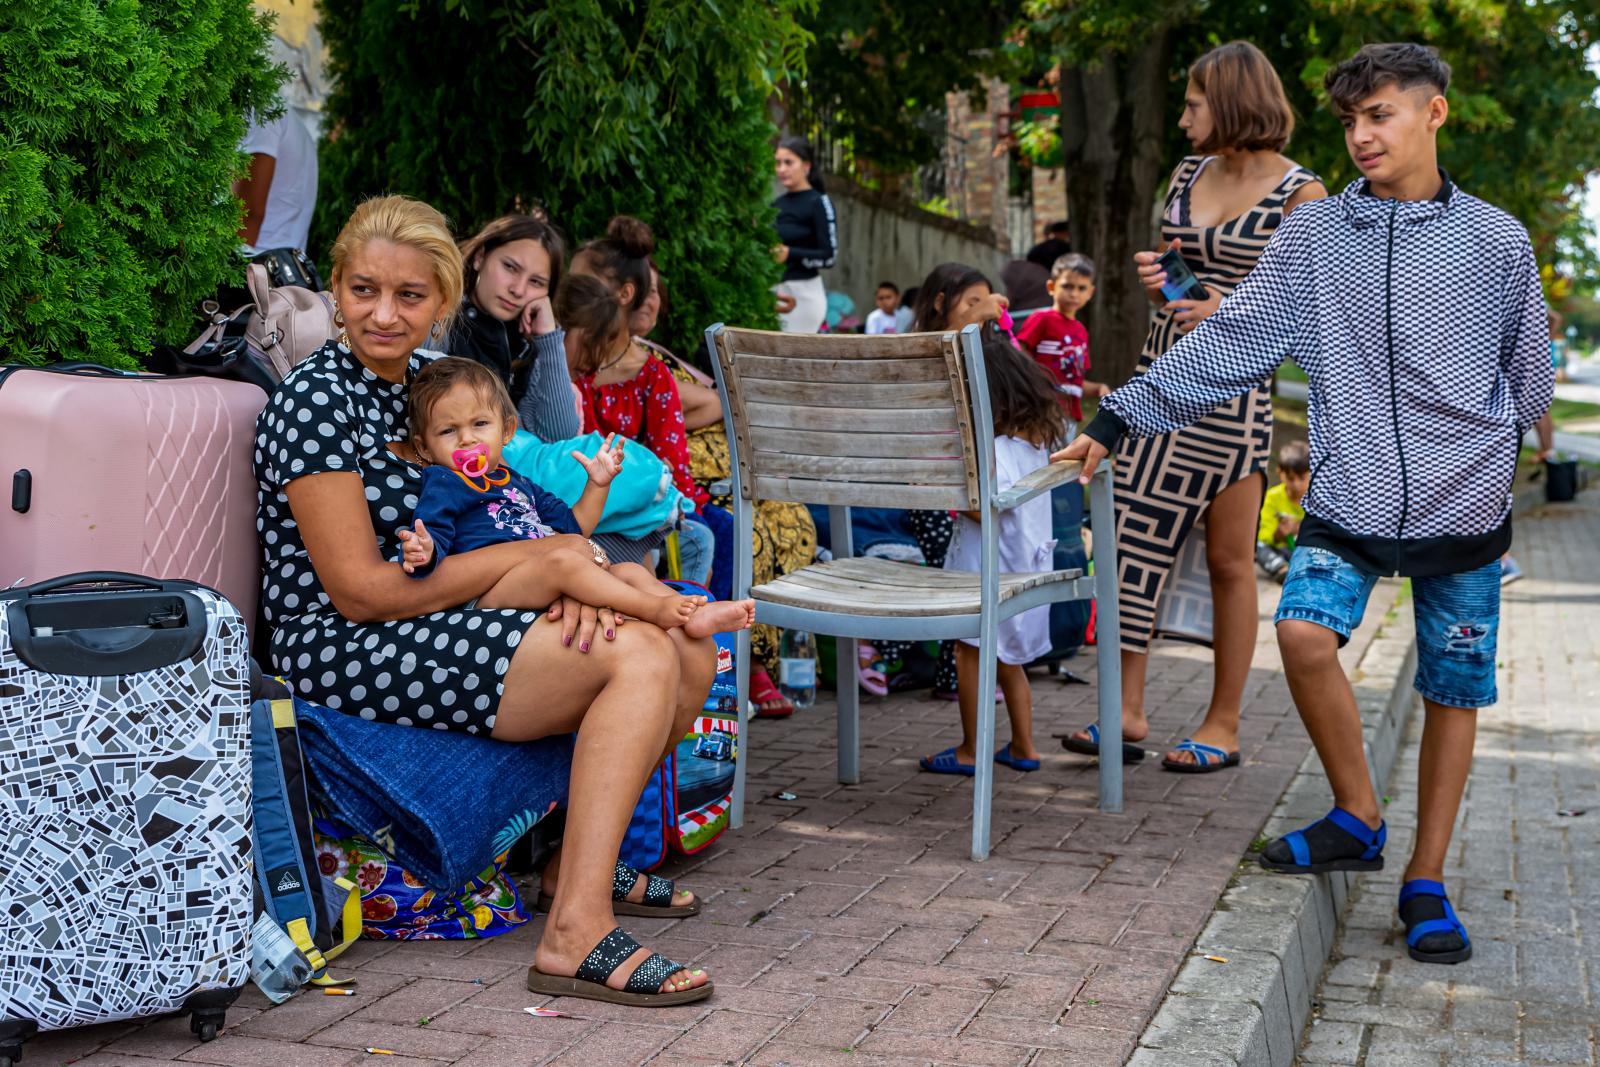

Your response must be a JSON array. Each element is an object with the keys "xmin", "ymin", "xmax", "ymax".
[
  {"xmin": 971, "ymin": 616, "xmax": 999, "ymax": 861},
  {"xmin": 1089, "ymin": 464, "xmax": 1124, "ymax": 814},
  {"xmin": 731, "ymin": 624, "xmax": 750, "ymax": 828},
  {"xmin": 836, "ymin": 636, "xmax": 860, "ymax": 784}
]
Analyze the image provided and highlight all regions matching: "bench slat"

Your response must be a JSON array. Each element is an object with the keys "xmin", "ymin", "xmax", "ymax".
[
  {"xmin": 728, "ymin": 330, "xmax": 953, "ymax": 360},
  {"xmin": 748, "ymin": 427, "xmax": 963, "ymax": 461},
  {"xmin": 750, "ymin": 475, "xmax": 970, "ymax": 510},
  {"xmin": 750, "ymin": 452, "xmax": 969, "ymax": 485},
  {"xmin": 745, "ymin": 402, "xmax": 958, "ymax": 434},
  {"xmin": 739, "ymin": 378, "xmax": 958, "ymax": 409},
  {"xmin": 735, "ymin": 354, "xmax": 950, "ymax": 384}
]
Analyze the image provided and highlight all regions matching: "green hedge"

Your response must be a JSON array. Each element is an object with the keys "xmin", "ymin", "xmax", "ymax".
[
  {"xmin": 314, "ymin": 0, "xmax": 812, "ymax": 355},
  {"xmin": 0, "ymin": 0, "xmax": 283, "ymax": 369}
]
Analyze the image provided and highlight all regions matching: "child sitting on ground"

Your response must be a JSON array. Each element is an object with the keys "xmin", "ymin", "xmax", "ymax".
[
  {"xmin": 1015, "ymin": 253, "xmax": 1109, "ymax": 438},
  {"xmin": 919, "ymin": 326, "xmax": 1066, "ymax": 776},
  {"xmin": 397, "ymin": 356, "xmax": 754, "ymax": 638},
  {"xmin": 1255, "ymin": 440, "xmax": 1310, "ymax": 583}
]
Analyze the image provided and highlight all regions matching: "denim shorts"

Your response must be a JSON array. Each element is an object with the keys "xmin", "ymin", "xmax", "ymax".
[{"xmin": 1274, "ymin": 547, "xmax": 1500, "ymax": 709}]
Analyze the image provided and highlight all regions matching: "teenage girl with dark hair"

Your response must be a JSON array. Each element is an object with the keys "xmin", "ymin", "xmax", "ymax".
[
  {"xmin": 867, "ymin": 263, "xmax": 1012, "ymax": 699},
  {"xmin": 772, "ymin": 135, "xmax": 838, "ymax": 334},
  {"xmin": 921, "ymin": 327, "xmax": 1064, "ymax": 775},
  {"xmin": 445, "ymin": 214, "xmax": 571, "ymax": 433}
]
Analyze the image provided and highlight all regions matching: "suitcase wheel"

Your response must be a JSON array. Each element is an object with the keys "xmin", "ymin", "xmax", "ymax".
[{"xmin": 190, "ymin": 1010, "xmax": 224, "ymax": 1043}]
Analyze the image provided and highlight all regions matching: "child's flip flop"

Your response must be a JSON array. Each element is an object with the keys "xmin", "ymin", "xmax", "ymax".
[
  {"xmin": 1161, "ymin": 739, "xmax": 1241, "ymax": 774},
  {"xmin": 919, "ymin": 747, "xmax": 976, "ymax": 776},
  {"xmin": 994, "ymin": 744, "xmax": 1041, "ymax": 772},
  {"xmin": 1058, "ymin": 722, "xmax": 1146, "ymax": 764}
]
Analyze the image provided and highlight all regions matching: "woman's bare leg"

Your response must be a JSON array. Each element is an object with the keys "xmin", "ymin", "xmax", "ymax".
[
  {"xmin": 494, "ymin": 618, "xmax": 707, "ymax": 993},
  {"xmin": 539, "ymin": 625, "xmax": 718, "ymax": 912},
  {"xmin": 479, "ymin": 550, "xmax": 698, "ymax": 630},
  {"xmin": 1164, "ymin": 474, "xmax": 1259, "ymax": 764}
]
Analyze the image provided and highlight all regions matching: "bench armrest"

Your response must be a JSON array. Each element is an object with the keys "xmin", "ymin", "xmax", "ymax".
[{"xmin": 993, "ymin": 459, "xmax": 1100, "ymax": 511}]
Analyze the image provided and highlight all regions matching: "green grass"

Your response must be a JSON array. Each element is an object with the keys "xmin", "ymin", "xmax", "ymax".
[
  {"xmin": 1549, "ymin": 396, "xmax": 1600, "ymax": 427},
  {"xmin": 1277, "ymin": 361, "xmax": 1308, "ymax": 383}
]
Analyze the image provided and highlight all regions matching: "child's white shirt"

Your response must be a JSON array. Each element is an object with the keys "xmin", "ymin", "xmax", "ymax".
[
  {"xmin": 865, "ymin": 308, "xmax": 898, "ymax": 335},
  {"xmin": 945, "ymin": 435, "xmax": 1057, "ymax": 664}
]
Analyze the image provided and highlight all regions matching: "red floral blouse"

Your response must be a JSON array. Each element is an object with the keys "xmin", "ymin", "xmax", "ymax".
[{"xmin": 576, "ymin": 353, "xmax": 710, "ymax": 506}]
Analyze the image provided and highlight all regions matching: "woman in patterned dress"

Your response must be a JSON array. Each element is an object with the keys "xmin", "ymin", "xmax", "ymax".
[
  {"xmin": 254, "ymin": 196, "xmax": 715, "ymax": 1005},
  {"xmin": 1062, "ymin": 42, "xmax": 1326, "ymax": 771}
]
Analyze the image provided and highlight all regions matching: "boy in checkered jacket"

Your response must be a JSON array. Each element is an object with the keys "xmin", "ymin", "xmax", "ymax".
[{"xmin": 1057, "ymin": 44, "xmax": 1553, "ymax": 965}]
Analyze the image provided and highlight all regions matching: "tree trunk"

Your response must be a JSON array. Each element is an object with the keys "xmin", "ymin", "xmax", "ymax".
[{"xmin": 1058, "ymin": 32, "xmax": 1174, "ymax": 389}]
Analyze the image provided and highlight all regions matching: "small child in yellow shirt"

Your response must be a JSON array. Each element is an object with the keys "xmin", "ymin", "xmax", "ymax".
[{"xmin": 1256, "ymin": 441, "xmax": 1310, "ymax": 583}]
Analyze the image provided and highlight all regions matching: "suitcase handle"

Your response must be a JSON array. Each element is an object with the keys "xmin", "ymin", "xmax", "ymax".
[
  {"xmin": 4, "ymin": 577, "xmax": 208, "ymax": 676},
  {"xmin": 17, "ymin": 571, "xmax": 189, "ymax": 596}
]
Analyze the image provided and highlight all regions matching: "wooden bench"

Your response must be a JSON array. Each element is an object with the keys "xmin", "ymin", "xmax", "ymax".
[{"xmin": 705, "ymin": 323, "xmax": 1125, "ymax": 861}]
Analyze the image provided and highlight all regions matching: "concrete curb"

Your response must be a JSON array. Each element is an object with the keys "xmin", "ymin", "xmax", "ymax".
[{"xmin": 1127, "ymin": 486, "xmax": 1551, "ymax": 1067}]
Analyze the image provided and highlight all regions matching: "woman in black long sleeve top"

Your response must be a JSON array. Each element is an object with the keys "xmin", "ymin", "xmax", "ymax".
[{"xmin": 772, "ymin": 136, "xmax": 837, "ymax": 333}]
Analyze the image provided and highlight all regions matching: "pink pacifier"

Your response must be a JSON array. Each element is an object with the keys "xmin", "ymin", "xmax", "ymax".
[{"xmin": 452, "ymin": 444, "xmax": 491, "ymax": 479}]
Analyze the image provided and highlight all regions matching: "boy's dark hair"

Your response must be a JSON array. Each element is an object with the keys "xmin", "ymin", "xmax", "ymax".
[
  {"xmin": 1277, "ymin": 440, "xmax": 1311, "ymax": 474},
  {"xmin": 1050, "ymin": 253, "xmax": 1096, "ymax": 281},
  {"xmin": 408, "ymin": 356, "xmax": 517, "ymax": 449},
  {"xmin": 570, "ymin": 215, "xmax": 655, "ymax": 312},
  {"xmin": 1188, "ymin": 41, "xmax": 1295, "ymax": 153},
  {"xmin": 913, "ymin": 262, "xmax": 992, "ymax": 332},
  {"xmin": 876, "ymin": 280, "xmax": 899, "ymax": 294},
  {"xmin": 1324, "ymin": 43, "xmax": 1451, "ymax": 113},
  {"xmin": 459, "ymin": 213, "xmax": 566, "ymax": 311},
  {"xmin": 980, "ymin": 325, "xmax": 1066, "ymax": 446},
  {"xmin": 554, "ymin": 272, "xmax": 627, "ymax": 374},
  {"xmin": 1045, "ymin": 220, "xmax": 1070, "ymax": 237}
]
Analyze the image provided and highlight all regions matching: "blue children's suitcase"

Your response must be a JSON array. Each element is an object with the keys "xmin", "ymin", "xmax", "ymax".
[{"xmin": 0, "ymin": 573, "xmax": 253, "ymax": 1063}]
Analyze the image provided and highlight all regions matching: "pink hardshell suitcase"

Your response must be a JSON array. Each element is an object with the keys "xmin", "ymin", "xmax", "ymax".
[{"xmin": 0, "ymin": 364, "xmax": 264, "ymax": 624}]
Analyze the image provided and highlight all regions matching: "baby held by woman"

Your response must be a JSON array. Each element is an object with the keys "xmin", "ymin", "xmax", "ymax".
[{"xmin": 397, "ymin": 356, "xmax": 754, "ymax": 637}]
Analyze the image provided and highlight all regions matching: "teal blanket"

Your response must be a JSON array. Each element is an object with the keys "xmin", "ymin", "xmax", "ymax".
[{"xmin": 502, "ymin": 430, "xmax": 690, "ymax": 540}]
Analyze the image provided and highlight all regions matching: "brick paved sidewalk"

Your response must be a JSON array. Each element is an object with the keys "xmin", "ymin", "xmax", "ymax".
[
  {"xmin": 1300, "ymin": 496, "xmax": 1600, "ymax": 1067},
  {"xmin": 33, "ymin": 578, "xmax": 1392, "ymax": 1067}
]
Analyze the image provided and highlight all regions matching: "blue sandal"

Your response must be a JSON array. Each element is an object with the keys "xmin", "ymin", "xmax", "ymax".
[
  {"xmin": 1399, "ymin": 880, "xmax": 1472, "ymax": 964},
  {"xmin": 1259, "ymin": 807, "xmax": 1386, "ymax": 874},
  {"xmin": 1161, "ymin": 738, "xmax": 1241, "ymax": 774},
  {"xmin": 994, "ymin": 744, "xmax": 1041, "ymax": 772},
  {"xmin": 1060, "ymin": 723, "xmax": 1146, "ymax": 764},
  {"xmin": 919, "ymin": 747, "xmax": 975, "ymax": 776}
]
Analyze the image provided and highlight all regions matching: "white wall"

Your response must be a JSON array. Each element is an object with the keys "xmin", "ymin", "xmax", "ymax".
[{"xmin": 821, "ymin": 180, "xmax": 1011, "ymax": 324}]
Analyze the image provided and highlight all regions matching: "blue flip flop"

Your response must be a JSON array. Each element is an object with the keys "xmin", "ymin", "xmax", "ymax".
[
  {"xmin": 1399, "ymin": 879, "xmax": 1472, "ymax": 964},
  {"xmin": 1059, "ymin": 722, "xmax": 1146, "ymax": 764},
  {"xmin": 994, "ymin": 744, "xmax": 1041, "ymax": 772},
  {"xmin": 1161, "ymin": 738, "xmax": 1241, "ymax": 774},
  {"xmin": 919, "ymin": 747, "xmax": 975, "ymax": 776}
]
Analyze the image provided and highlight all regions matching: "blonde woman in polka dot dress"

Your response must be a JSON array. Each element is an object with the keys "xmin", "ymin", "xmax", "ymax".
[{"xmin": 252, "ymin": 195, "xmax": 716, "ymax": 1007}]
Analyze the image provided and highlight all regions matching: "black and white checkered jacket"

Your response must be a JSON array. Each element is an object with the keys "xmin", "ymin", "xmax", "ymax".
[{"xmin": 1086, "ymin": 174, "xmax": 1554, "ymax": 577}]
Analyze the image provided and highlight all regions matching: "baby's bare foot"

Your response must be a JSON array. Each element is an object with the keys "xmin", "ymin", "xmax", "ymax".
[
  {"xmin": 684, "ymin": 599, "xmax": 756, "ymax": 639},
  {"xmin": 646, "ymin": 594, "xmax": 702, "ymax": 630}
]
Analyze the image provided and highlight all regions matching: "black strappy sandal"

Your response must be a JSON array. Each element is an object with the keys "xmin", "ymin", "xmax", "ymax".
[
  {"xmin": 525, "ymin": 927, "xmax": 713, "ymax": 1006},
  {"xmin": 537, "ymin": 861, "xmax": 700, "ymax": 918}
]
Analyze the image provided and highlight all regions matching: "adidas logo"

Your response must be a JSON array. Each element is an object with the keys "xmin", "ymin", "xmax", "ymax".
[{"xmin": 272, "ymin": 868, "xmax": 304, "ymax": 895}]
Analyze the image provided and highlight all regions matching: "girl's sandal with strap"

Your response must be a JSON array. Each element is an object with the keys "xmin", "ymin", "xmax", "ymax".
[
  {"xmin": 1058, "ymin": 722, "xmax": 1147, "ymax": 765},
  {"xmin": 750, "ymin": 667, "xmax": 794, "ymax": 719},
  {"xmin": 526, "ymin": 927, "xmax": 713, "ymax": 1006},
  {"xmin": 1161, "ymin": 739, "xmax": 1241, "ymax": 774},
  {"xmin": 536, "ymin": 861, "xmax": 700, "ymax": 918},
  {"xmin": 1258, "ymin": 807, "xmax": 1386, "ymax": 874},
  {"xmin": 1399, "ymin": 879, "xmax": 1472, "ymax": 965}
]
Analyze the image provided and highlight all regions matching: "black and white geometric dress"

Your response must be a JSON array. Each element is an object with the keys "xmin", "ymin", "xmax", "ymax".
[
  {"xmin": 1113, "ymin": 156, "xmax": 1319, "ymax": 652},
  {"xmin": 253, "ymin": 343, "xmax": 541, "ymax": 734}
]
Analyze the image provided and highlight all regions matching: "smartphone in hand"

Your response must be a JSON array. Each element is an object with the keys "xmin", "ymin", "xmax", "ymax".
[{"xmin": 1156, "ymin": 248, "xmax": 1209, "ymax": 302}]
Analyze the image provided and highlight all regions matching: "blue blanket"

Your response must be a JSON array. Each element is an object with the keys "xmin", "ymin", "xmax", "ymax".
[
  {"xmin": 296, "ymin": 702, "xmax": 573, "ymax": 890},
  {"xmin": 503, "ymin": 430, "xmax": 690, "ymax": 540}
]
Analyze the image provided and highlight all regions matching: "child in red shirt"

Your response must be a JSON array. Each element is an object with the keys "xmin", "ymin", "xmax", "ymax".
[{"xmin": 1015, "ymin": 253, "xmax": 1108, "ymax": 436}]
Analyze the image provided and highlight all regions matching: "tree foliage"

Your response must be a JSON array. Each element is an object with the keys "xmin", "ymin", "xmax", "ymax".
[
  {"xmin": 314, "ymin": 0, "xmax": 812, "ymax": 353},
  {"xmin": 788, "ymin": 1, "xmax": 1023, "ymax": 177},
  {"xmin": 0, "ymin": 0, "xmax": 283, "ymax": 368}
]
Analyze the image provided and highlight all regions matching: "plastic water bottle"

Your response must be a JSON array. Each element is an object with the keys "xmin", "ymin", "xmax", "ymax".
[
  {"xmin": 778, "ymin": 629, "xmax": 818, "ymax": 709},
  {"xmin": 249, "ymin": 913, "xmax": 312, "ymax": 1004}
]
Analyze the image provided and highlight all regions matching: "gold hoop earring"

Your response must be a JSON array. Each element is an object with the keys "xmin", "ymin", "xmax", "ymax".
[{"xmin": 332, "ymin": 301, "xmax": 350, "ymax": 348}]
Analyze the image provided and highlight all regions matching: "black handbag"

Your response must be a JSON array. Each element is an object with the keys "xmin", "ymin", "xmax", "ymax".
[{"xmin": 1546, "ymin": 458, "xmax": 1579, "ymax": 503}]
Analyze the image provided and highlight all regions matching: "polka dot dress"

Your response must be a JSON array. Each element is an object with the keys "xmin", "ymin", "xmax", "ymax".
[{"xmin": 253, "ymin": 343, "xmax": 541, "ymax": 734}]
